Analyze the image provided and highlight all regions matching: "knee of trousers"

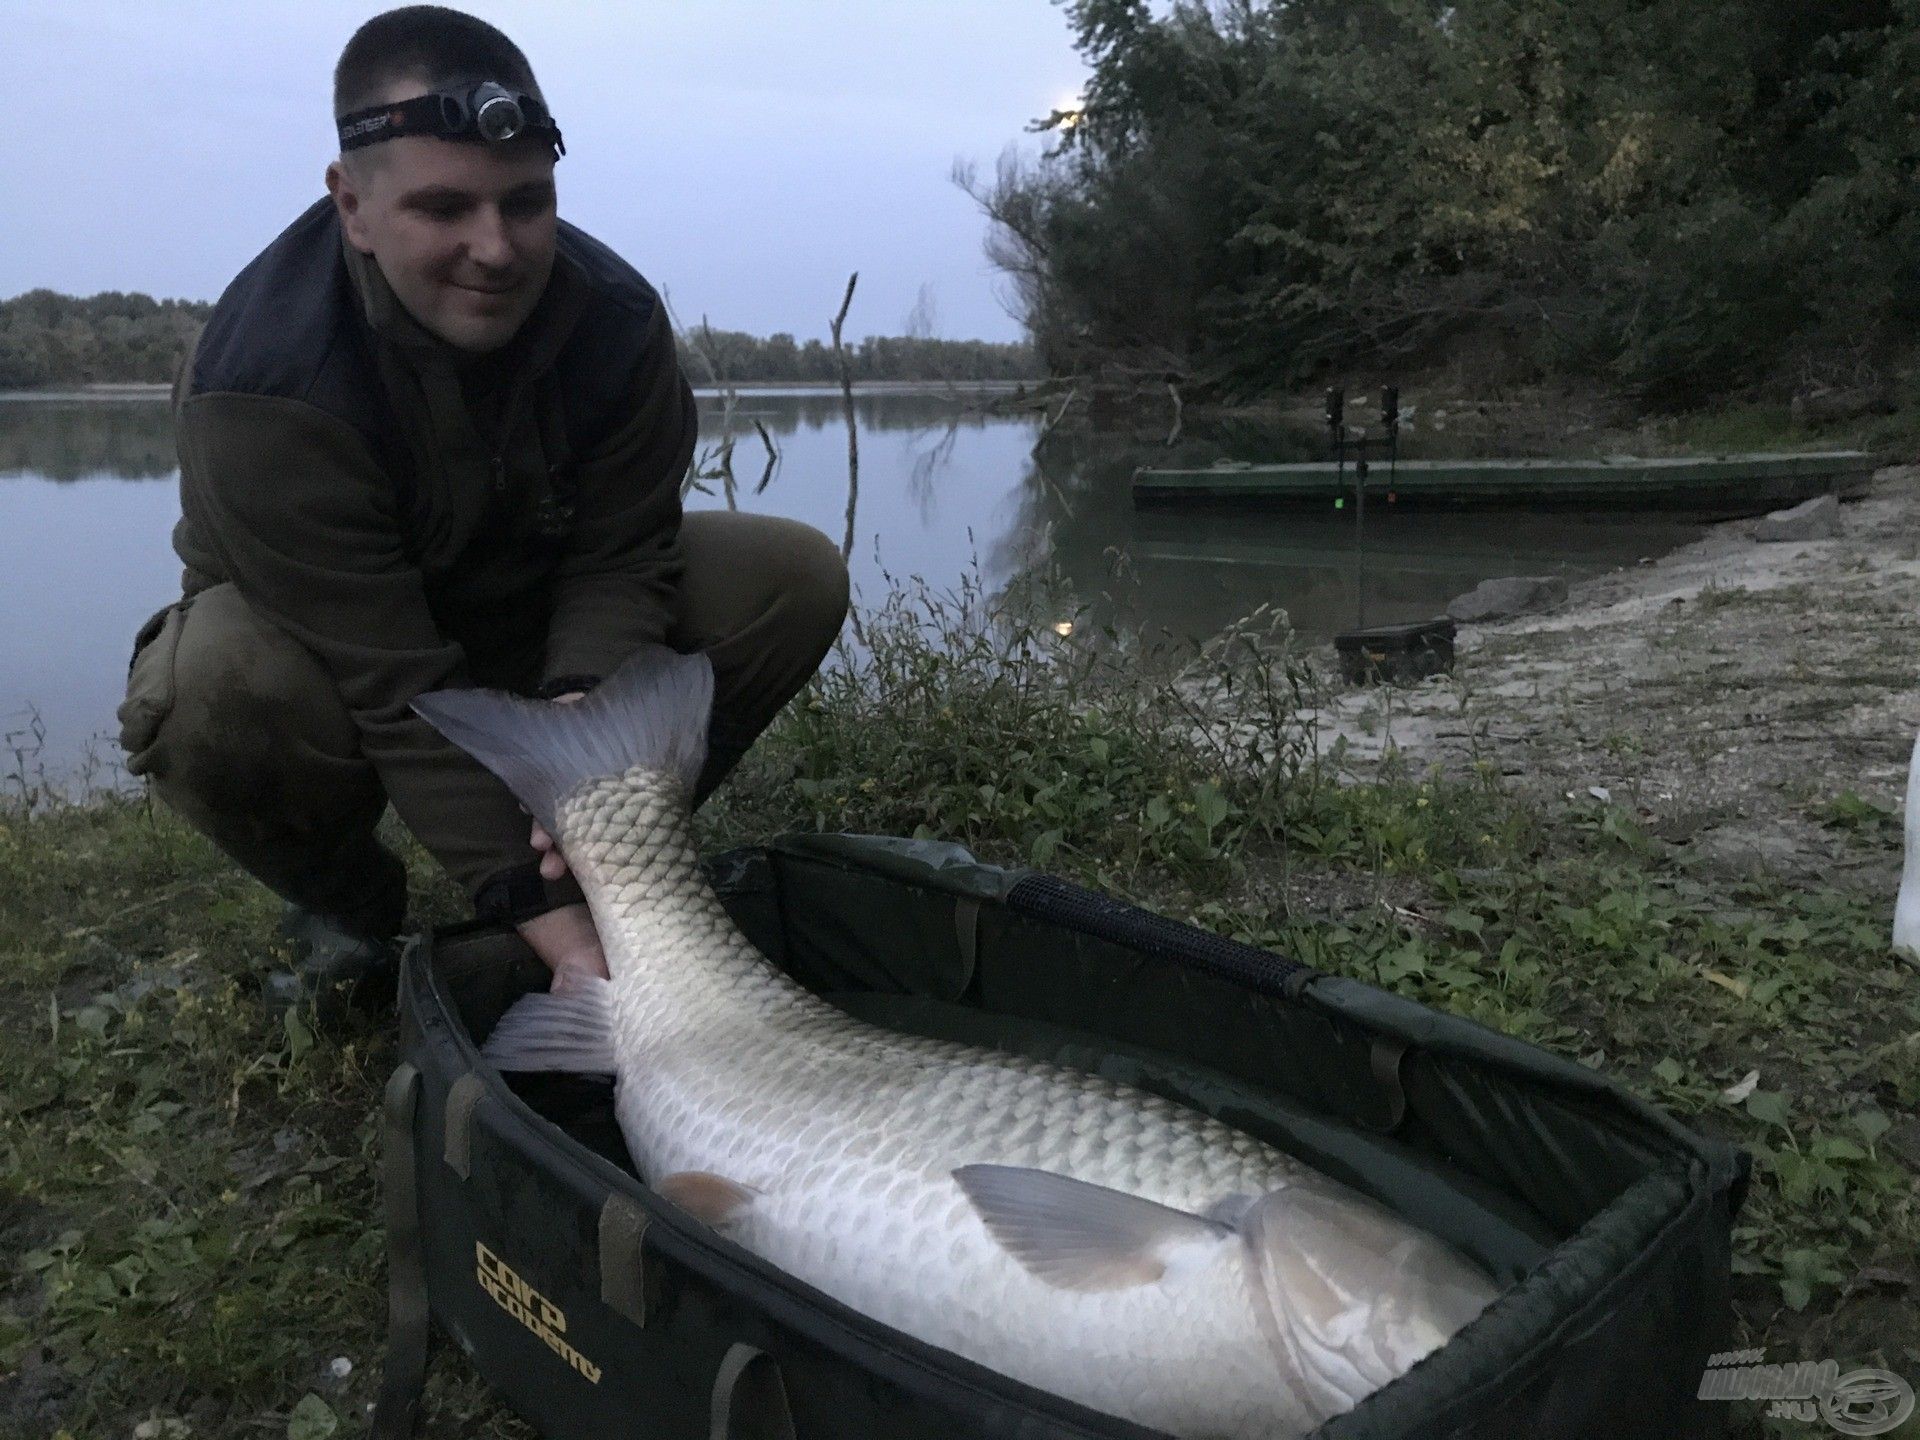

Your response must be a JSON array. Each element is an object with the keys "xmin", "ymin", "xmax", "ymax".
[
  {"xmin": 672, "ymin": 513, "xmax": 852, "ymax": 683},
  {"xmin": 123, "ymin": 584, "xmax": 382, "ymax": 835},
  {"xmin": 791, "ymin": 526, "xmax": 852, "ymax": 646},
  {"xmin": 752, "ymin": 518, "xmax": 851, "ymax": 652}
]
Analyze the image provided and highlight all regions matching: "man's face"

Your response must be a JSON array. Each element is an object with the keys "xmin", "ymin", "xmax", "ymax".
[{"xmin": 325, "ymin": 83, "xmax": 558, "ymax": 354}]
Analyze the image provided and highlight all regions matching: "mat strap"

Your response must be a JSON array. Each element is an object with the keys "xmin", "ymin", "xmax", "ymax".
[
  {"xmin": 370, "ymin": 1063, "xmax": 430, "ymax": 1438},
  {"xmin": 710, "ymin": 1342, "xmax": 796, "ymax": 1440}
]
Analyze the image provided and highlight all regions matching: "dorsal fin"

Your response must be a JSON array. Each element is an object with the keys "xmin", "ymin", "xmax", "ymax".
[{"xmin": 952, "ymin": 1164, "xmax": 1231, "ymax": 1292}]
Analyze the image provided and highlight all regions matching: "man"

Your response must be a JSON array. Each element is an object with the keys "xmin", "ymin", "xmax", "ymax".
[{"xmin": 118, "ymin": 6, "xmax": 848, "ymax": 1013}]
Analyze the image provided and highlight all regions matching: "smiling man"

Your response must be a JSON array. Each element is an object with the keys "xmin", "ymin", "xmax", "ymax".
[{"xmin": 118, "ymin": 6, "xmax": 848, "ymax": 1017}]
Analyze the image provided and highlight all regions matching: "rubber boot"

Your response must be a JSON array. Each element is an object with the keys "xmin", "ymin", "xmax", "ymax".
[{"xmin": 263, "ymin": 903, "xmax": 406, "ymax": 1028}]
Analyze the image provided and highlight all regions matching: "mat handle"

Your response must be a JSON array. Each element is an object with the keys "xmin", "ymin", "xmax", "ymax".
[
  {"xmin": 370, "ymin": 1063, "xmax": 430, "ymax": 1439},
  {"xmin": 442, "ymin": 1071, "xmax": 486, "ymax": 1179},
  {"xmin": 710, "ymin": 1342, "xmax": 796, "ymax": 1440},
  {"xmin": 1368, "ymin": 1036, "xmax": 1410, "ymax": 1133},
  {"xmin": 598, "ymin": 1192, "xmax": 650, "ymax": 1327}
]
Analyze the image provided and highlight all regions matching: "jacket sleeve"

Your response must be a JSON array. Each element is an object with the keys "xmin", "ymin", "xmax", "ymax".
[
  {"xmin": 175, "ymin": 390, "xmax": 539, "ymax": 904},
  {"xmin": 540, "ymin": 300, "xmax": 699, "ymax": 691}
]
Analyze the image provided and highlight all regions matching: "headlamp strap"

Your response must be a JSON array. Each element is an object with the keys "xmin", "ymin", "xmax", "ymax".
[{"xmin": 336, "ymin": 88, "xmax": 565, "ymax": 157}]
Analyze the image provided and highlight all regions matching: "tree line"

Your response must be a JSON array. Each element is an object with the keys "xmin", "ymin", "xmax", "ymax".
[
  {"xmin": 964, "ymin": 0, "xmax": 1920, "ymax": 405},
  {"xmin": 0, "ymin": 289, "xmax": 1036, "ymax": 389},
  {"xmin": 0, "ymin": 290, "xmax": 210, "ymax": 389},
  {"xmin": 675, "ymin": 326, "xmax": 1036, "ymax": 385}
]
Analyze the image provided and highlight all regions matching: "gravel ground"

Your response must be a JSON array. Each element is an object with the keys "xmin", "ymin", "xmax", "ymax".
[{"xmin": 1314, "ymin": 465, "xmax": 1920, "ymax": 901}]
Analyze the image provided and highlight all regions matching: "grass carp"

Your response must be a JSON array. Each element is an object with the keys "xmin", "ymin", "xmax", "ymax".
[{"xmin": 412, "ymin": 645, "xmax": 1498, "ymax": 1438}]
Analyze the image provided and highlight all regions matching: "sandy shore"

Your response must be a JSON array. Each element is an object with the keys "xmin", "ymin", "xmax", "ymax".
[{"xmin": 1315, "ymin": 465, "xmax": 1920, "ymax": 892}]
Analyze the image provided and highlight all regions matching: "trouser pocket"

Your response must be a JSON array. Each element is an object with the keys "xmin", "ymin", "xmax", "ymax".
[{"xmin": 116, "ymin": 599, "xmax": 190, "ymax": 772}]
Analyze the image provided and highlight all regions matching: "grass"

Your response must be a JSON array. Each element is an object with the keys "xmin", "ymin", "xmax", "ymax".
[
  {"xmin": 3, "ymin": 577, "xmax": 1917, "ymax": 1439},
  {"xmin": 1664, "ymin": 397, "xmax": 1920, "ymax": 458}
]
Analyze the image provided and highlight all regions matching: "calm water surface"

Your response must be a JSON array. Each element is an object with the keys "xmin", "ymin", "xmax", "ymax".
[{"xmin": 1, "ymin": 390, "xmax": 1706, "ymax": 778}]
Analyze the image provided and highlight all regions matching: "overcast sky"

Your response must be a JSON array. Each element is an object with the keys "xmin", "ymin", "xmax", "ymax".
[{"xmin": 5, "ymin": 3, "xmax": 1086, "ymax": 342}]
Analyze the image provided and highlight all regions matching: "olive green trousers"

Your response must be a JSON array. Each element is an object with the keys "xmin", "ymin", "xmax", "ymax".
[{"xmin": 118, "ymin": 511, "xmax": 849, "ymax": 938}]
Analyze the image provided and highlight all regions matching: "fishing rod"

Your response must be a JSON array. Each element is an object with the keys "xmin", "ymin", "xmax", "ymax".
[
  {"xmin": 1326, "ymin": 385, "xmax": 1346, "ymax": 504},
  {"xmin": 1382, "ymin": 385, "xmax": 1400, "ymax": 498}
]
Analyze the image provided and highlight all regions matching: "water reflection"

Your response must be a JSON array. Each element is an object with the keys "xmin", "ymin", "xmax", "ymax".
[
  {"xmin": 0, "ymin": 398, "xmax": 177, "ymax": 480},
  {"xmin": 6, "ymin": 390, "xmax": 1709, "ymax": 777},
  {"xmin": 1004, "ymin": 423, "xmax": 1706, "ymax": 641}
]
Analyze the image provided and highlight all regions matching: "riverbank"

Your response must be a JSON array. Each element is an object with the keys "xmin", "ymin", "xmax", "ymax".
[
  {"xmin": 2, "ymin": 506, "xmax": 1916, "ymax": 1436},
  {"xmin": 1317, "ymin": 464, "xmax": 1920, "ymax": 892}
]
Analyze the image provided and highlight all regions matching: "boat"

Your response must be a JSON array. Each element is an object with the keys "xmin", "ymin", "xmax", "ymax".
[{"xmin": 1131, "ymin": 450, "xmax": 1876, "ymax": 512}]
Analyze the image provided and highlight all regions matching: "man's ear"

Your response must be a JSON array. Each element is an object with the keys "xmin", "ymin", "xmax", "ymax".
[{"xmin": 326, "ymin": 158, "xmax": 376, "ymax": 254}]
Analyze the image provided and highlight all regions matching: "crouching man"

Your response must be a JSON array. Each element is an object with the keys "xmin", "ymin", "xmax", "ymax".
[{"xmin": 118, "ymin": 5, "xmax": 847, "ymax": 1016}]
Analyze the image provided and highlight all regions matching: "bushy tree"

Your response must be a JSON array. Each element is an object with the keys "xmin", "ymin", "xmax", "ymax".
[
  {"xmin": 966, "ymin": 0, "xmax": 1916, "ymax": 402},
  {"xmin": 0, "ymin": 289, "xmax": 210, "ymax": 387}
]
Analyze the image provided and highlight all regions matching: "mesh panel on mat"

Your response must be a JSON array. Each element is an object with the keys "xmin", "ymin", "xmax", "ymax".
[{"xmin": 1006, "ymin": 875, "xmax": 1312, "ymax": 996}]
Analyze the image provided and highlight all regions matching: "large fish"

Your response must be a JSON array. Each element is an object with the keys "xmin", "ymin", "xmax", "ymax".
[{"xmin": 413, "ymin": 646, "xmax": 1498, "ymax": 1438}]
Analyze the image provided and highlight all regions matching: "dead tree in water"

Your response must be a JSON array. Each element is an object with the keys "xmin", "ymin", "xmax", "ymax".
[{"xmin": 829, "ymin": 272, "xmax": 860, "ymax": 563}]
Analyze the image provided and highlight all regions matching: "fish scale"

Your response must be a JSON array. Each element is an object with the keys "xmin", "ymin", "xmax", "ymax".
[{"xmin": 416, "ymin": 651, "xmax": 1499, "ymax": 1439}]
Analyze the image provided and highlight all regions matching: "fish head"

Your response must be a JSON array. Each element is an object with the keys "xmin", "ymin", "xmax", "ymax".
[{"xmin": 1237, "ymin": 1182, "xmax": 1499, "ymax": 1417}]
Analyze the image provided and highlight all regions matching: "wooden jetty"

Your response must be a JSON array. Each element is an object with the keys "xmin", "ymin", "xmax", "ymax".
[{"xmin": 1131, "ymin": 450, "xmax": 1876, "ymax": 512}]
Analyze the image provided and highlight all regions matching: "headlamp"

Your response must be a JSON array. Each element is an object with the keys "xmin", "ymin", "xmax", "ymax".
[{"xmin": 337, "ymin": 81, "xmax": 565, "ymax": 159}]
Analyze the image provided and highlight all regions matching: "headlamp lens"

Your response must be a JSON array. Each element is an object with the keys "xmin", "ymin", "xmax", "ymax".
[{"xmin": 472, "ymin": 83, "xmax": 524, "ymax": 143}]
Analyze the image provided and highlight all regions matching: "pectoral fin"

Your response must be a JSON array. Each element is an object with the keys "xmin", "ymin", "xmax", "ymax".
[
  {"xmin": 656, "ymin": 1171, "xmax": 759, "ymax": 1229},
  {"xmin": 953, "ymin": 1164, "xmax": 1232, "ymax": 1292},
  {"xmin": 479, "ymin": 975, "xmax": 616, "ymax": 1075}
]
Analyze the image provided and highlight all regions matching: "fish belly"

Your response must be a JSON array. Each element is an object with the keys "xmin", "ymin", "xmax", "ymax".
[{"xmin": 608, "ymin": 971, "xmax": 1319, "ymax": 1437}]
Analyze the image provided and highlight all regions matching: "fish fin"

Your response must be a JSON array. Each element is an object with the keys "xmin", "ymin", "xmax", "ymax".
[
  {"xmin": 479, "ymin": 974, "xmax": 617, "ymax": 1075},
  {"xmin": 656, "ymin": 1171, "xmax": 759, "ymax": 1228},
  {"xmin": 411, "ymin": 645, "xmax": 713, "ymax": 835},
  {"xmin": 952, "ymin": 1164, "xmax": 1231, "ymax": 1293},
  {"xmin": 1238, "ymin": 1182, "xmax": 1497, "ymax": 1410}
]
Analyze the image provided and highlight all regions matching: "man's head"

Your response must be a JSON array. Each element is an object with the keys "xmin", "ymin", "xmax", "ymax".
[{"xmin": 325, "ymin": 6, "xmax": 559, "ymax": 355}]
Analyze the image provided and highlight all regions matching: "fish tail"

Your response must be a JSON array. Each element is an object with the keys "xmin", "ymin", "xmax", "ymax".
[{"xmin": 411, "ymin": 644, "xmax": 714, "ymax": 834}]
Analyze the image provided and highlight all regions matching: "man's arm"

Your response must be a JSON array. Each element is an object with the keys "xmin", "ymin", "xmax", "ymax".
[
  {"xmin": 539, "ymin": 299, "xmax": 699, "ymax": 694},
  {"xmin": 176, "ymin": 392, "xmax": 538, "ymax": 908}
]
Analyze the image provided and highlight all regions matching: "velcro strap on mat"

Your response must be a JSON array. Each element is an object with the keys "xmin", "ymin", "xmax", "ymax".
[{"xmin": 370, "ymin": 1063, "xmax": 430, "ymax": 1438}]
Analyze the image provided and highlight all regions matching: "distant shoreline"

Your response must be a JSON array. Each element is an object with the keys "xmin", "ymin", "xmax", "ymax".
[
  {"xmin": 0, "ymin": 379, "xmax": 1030, "ymax": 403},
  {"xmin": 0, "ymin": 383, "xmax": 174, "ymax": 402}
]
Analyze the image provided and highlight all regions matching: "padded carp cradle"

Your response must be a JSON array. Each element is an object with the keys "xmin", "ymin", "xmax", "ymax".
[{"xmin": 371, "ymin": 833, "xmax": 1750, "ymax": 1439}]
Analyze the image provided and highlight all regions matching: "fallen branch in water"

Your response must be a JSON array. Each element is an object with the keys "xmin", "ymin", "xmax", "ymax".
[
  {"xmin": 752, "ymin": 419, "xmax": 779, "ymax": 495},
  {"xmin": 1032, "ymin": 386, "xmax": 1079, "ymax": 455}
]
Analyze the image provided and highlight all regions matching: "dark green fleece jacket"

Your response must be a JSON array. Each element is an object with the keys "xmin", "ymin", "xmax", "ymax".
[{"xmin": 171, "ymin": 198, "xmax": 698, "ymax": 917}]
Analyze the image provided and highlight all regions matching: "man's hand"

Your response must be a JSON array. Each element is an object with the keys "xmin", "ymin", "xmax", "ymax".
[
  {"xmin": 530, "ymin": 688, "xmax": 586, "ymax": 884},
  {"xmin": 515, "ymin": 690, "xmax": 606, "ymax": 987},
  {"xmin": 516, "ymin": 902, "xmax": 608, "ymax": 987}
]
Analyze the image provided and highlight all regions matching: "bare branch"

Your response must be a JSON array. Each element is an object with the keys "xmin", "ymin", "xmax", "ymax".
[
  {"xmin": 1032, "ymin": 385, "xmax": 1079, "ymax": 455},
  {"xmin": 830, "ymin": 272, "xmax": 861, "ymax": 563}
]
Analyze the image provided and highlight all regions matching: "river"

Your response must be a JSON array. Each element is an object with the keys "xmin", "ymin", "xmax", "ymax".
[{"xmin": 0, "ymin": 388, "xmax": 1707, "ymax": 782}]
